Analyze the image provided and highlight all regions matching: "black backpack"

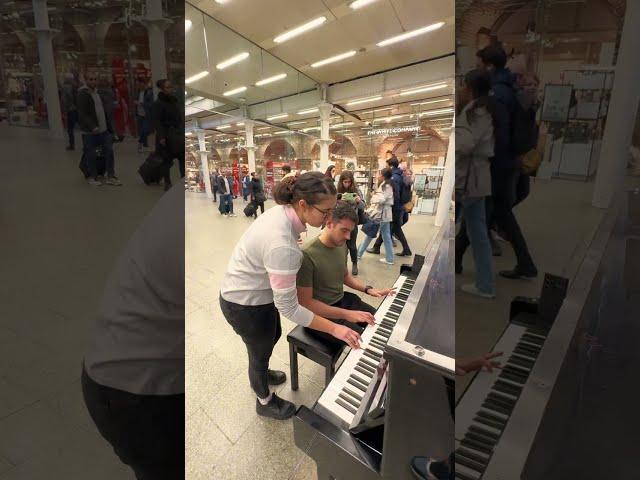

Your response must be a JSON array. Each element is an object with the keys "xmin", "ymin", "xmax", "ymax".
[
  {"xmin": 511, "ymin": 96, "xmax": 539, "ymax": 156},
  {"xmin": 399, "ymin": 180, "xmax": 412, "ymax": 204}
]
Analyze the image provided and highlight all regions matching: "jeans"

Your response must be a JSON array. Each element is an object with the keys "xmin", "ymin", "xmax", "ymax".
[
  {"xmin": 462, "ymin": 197, "xmax": 495, "ymax": 295},
  {"xmin": 358, "ymin": 221, "xmax": 394, "ymax": 263},
  {"xmin": 81, "ymin": 367, "xmax": 184, "ymax": 480},
  {"xmin": 305, "ymin": 292, "xmax": 376, "ymax": 345},
  {"xmin": 219, "ymin": 297, "xmax": 281, "ymax": 399},
  {"xmin": 82, "ymin": 131, "xmax": 114, "ymax": 179},
  {"xmin": 219, "ymin": 194, "xmax": 233, "ymax": 214},
  {"xmin": 374, "ymin": 209, "xmax": 410, "ymax": 253},
  {"xmin": 242, "ymin": 187, "xmax": 249, "ymax": 201},
  {"xmin": 66, "ymin": 110, "xmax": 77, "ymax": 147},
  {"xmin": 346, "ymin": 224, "xmax": 359, "ymax": 264},
  {"xmin": 136, "ymin": 115, "xmax": 149, "ymax": 147}
]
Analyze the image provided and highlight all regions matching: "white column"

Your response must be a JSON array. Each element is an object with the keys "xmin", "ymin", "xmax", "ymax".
[
  {"xmin": 245, "ymin": 120, "xmax": 257, "ymax": 173},
  {"xmin": 32, "ymin": 0, "xmax": 63, "ymax": 139},
  {"xmin": 593, "ymin": 1, "xmax": 640, "ymax": 208},
  {"xmin": 143, "ymin": 0, "xmax": 172, "ymax": 94},
  {"xmin": 318, "ymin": 102, "xmax": 333, "ymax": 172},
  {"xmin": 435, "ymin": 126, "xmax": 455, "ymax": 227},
  {"xmin": 197, "ymin": 130, "xmax": 212, "ymax": 198}
]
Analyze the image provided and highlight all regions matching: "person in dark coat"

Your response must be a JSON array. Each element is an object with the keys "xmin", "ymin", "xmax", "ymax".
[
  {"xmin": 151, "ymin": 79, "xmax": 183, "ymax": 191},
  {"xmin": 134, "ymin": 77, "xmax": 154, "ymax": 152},
  {"xmin": 249, "ymin": 172, "xmax": 265, "ymax": 219}
]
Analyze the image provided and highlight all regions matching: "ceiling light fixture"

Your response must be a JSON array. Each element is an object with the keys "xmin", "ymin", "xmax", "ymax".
[
  {"xmin": 350, "ymin": 0, "xmax": 379, "ymax": 9},
  {"xmin": 287, "ymin": 121, "xmax": 307, "ymax": 126},
  {"xmin": 236, "ymin": 122, "xmax": 245, "ymax": 127},
  {"xmin": 410, "ymin": 98, "xmax": 451, "ymax": 107},
  {"xmin": 400, "ymin": 83, "xmax": 448, "ymax": 96},
  {"xmin": 346, "ymin": 95, "xmax": 383, "ymax": 106},
  {"xmin": 420, "ymin": 107, "xmax": 455, "ymax": 116},
  {"xmin": 297, "ymin": 107, "xmax": 319, "ymax": 115},
  {"xmin": 223, "ymin": 86, "xmax": 247, "ymax": 96},
  {"xmin": 185, "ymin": 71, "xmax": 209, "ymax": 84},
  {"xmin": 377, "ymin": 21, "xmax": 445, "ymax": 47},
  {"xmin": 185, "ymin": 19, "xmax": 192, "ymax": 31},
  {"xmin": 274, "ymin": 16, "xmax": 327, "ymax": 44},
  {"xmin": 218, "ymin": 125, "xmax": 231, "ymax": 129},
  {"xmin": 331, "ymin": 122, "xmax": 354, "ymax": 128},
  {"xmin": 255, "ymin": 73, "xmax": 287, "ymax": 86},
  {"xmin": 215, "ymin": 0, "xmax": 230, "ymax": 4},
  {"xmin": 311, "ymin": 50, "xmax": 357, "ymax": 68},
  {"xmin": 216, "ymin": 52, "xmax": 249, "ymax": 70},
  {"xmin": 267, "ymin": 113, "xmax": 289, "ymax": 121}
]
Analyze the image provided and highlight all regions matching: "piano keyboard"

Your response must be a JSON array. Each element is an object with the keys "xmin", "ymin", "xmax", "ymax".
[
  {"xmin": 315, "ymin": 274, "xmax": 417, "ymax": 428},
  {"xmin": 454, "ymin": 324, "xmax": 548, "ymax": 479}
]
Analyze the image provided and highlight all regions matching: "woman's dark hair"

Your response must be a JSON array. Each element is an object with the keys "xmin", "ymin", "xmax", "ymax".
[
  {"xmin": 324, "ymin": 165, "xmax": 335, "ymax": 178},
  {"xmin": 282, "ymin": 165, "xmax": 292, "ymax": 174},
  {"xmin": 330, "ymin": 200, "xmax": 358, "ymax": 225},
  {"xmin": 156, "ymin": 78, "xmax": 169, "ymax": 89},
  {"xmin": 461, "ymin": 69, "xmax": 498, "ymax": 130},
  {"xmin": 378, "ymin": 168, "xmax": 392, "ymax": 188},
  {"xmin": 337, "ymin": 170, "xmax": 356, "ymax": 194},
  {"xmin": 477, "ymin": 44, "xmax": 507, "ymax": 69},
  {"xmin": 273, "ymin": 171, "xmax": 336, "ymax": 206}
]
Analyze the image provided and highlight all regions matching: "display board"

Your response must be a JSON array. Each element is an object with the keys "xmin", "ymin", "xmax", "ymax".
[{"xmin": 541, "ymin": 84, "xmax": 573, "ymax": 123}]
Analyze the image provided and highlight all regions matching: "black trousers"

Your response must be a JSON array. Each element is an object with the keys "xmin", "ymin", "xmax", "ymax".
[
  {"xmin": 155, "ymin": 142, "xmax": 174, "ymax": 186},
  {"xmin": 346, "ymin": 225, "xmax": 359, "ymax": 264},
  {"xmin": 212, "ymin": 187, "xmax": 218, "ymax": 202},
  {"xmin": 220, "ymin": 296, "xmax": 281, "ymax": 399},
  {"xmin": 305, "ymin": 292, "xmax": 376, "ymax": 345},
  {"xmin": 251, "ymin": 199, "xmax": 265, "ymax": 218},
  {"xmin": 67, "ymin": 110, "xmax": 77, "ymax": 147},
  {"xmin": 374, "ymin": 209, "xmax": 410, "ymax": 253},
  {"xmin": 457, "ymin": 166, "xmax": 535, "ymax": 271},
  {"xmin": 81, "ymin": 367, "xmax": 184, "ymax": 480}
]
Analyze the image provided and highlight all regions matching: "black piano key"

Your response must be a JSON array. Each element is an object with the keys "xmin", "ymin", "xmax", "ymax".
[
  {"xmin": 376, "ymin": 329, "xmax": 391, "ymax": 339},
  {"xmin": 477, "ymin": 410, "xmax": 507, "ymax": 426},
  {"xmin": 335, "ymin": 397, "xmax": 357, "ymax": 414},
  {"xmin": 525, "ymin": 327, "xmax": 547, "ymax": 337},
  {"xmin": 347, "ymin": 377, "xmax": 368, "ymax": 392},
  {"xmin": 386, "ymin": 312, "xmax": 399, "ymax": 319},
  {"xmin": 454, "ymin": 470, "xmax": 477, "ymax": 480},
  {"xmin": 485, "ymin": 396, "xmax": 513, "ymax": 414},
  {"xmin": 456, "ymin": 448, "xmax": 488, "ymax": 466},
  {"xmin": 357, "ymin": 359, "xmax": 376, "ymax": 372},
  {"xmin": 502, "ymin": 364, "xmax": 530, "ymax": 377},
  {"xmin": 360, "ymin": 357, "xmax": 378, "ymax": 369},
  {"xmin": 493, "ymin": 380, "xmax": 522, "ymax": 397},
  {"xmin": 513, "ymin": 345, "xmax": 539, "ymax": 359},
  {"xmin": 380, "ymin": 321, "xmax": 394, "ymax": 329},
  {"xmin": 460, "ymin": 437, "xmax": 493, "ymax": 455},
  {"xmin": 487, "ymin": 392, "xmax": 516, "ymax": 409},
  {"xmin": 498, "ymin": 371, "xmax": 526, "ymax": 385},
  {"xmin": 343, "ymin": 387, "xmax": 363, "ymax": 401},
  {"xmin": 455, "ymin": 455, "xmax": 485, "ymax": 474},
  {"xmin": 389, "ymin": 305, "xmax": 402, "ymax": 314},
  {"xmin": 521, "ymin": 333, "xmax": 545, "ymax": 346},
  {"xmin": 516, "ymin": 341, "xmax": 541, "ymax": 354},
  {"xmin": 469, "ymin": 424, "xmax": 500, "ymax": 441},
  {"xmin": 355, "ymin": 365, "xmax": 373, "ymax": 378},
  {"xmin": 482, "ymin": 400, "xmax": 511, "ymax": 416},
  {"xmin": 372, "ymin": 334, "xmax": 387, "ymax": 343},
  {"xmin": 474, "ymin": 415, "xmax": 505, "ymax": 432},
  {"xmin": 364, "ymin": 348, "xmax": 381, "ymax": 360},
  {"xmin": 352, "ymin": 373, "xmax": 370, "ymax": 386},
  {"xmin": 466, "ymin": 431, "xmax": 496, "ymax": 449},
  {"xmin": 338, "ymin": 392, "xmax": 360, "ymax": 409},
  {"xmin": 370, "ymin": 339, "xmax": 386, "ymax": 350},
  {"xmin": 396, "ymin": 293, "xmax": 409, "ymax": 300},
  {"xmin": 508, "ymin": 355, "xmax": 535, "ymax": 369}
]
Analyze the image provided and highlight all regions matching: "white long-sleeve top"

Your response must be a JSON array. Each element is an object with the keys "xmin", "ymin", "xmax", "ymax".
[{"xmin": 220, "ymin": 205, "xmax": 315, "ymax": 326}]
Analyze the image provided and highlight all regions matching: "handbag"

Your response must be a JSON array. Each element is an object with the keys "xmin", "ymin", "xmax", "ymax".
[
  {"xmin": 520, "ymin": 149, "xmax": 542, "ymax": 175},
  {"xmin": 254, "ymin": 191, "xmax": 266, "ymax": 203},
  {"xmin": 362, "ymin": 220, "xmax": 380, "ymax": 238}
]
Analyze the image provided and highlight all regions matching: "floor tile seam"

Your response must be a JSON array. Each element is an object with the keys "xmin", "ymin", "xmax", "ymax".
[{"xmin": 200, "ymin": 408, "xmax": 238, "ymax": 447}]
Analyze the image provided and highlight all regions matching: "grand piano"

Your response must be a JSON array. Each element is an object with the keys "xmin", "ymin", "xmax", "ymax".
[{"xmin": 294, "ymin": 221, "xmax": 455, "ymax": 480}]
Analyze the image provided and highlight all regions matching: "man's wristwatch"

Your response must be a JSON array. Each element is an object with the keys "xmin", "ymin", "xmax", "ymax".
[{"xmin": 364, "ymin": 285, "xmax": 373, "ymax": 295}]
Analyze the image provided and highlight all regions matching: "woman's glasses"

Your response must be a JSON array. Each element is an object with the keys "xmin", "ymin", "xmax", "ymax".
[{"xmin": 310, "ymin": 205, "xmax": 334, "ymax": 217}]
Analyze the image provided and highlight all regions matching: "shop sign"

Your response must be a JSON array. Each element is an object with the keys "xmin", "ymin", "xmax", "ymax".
[{"xmin": 367, "ymin": 125, "xmax": 420, "ymax": 136}]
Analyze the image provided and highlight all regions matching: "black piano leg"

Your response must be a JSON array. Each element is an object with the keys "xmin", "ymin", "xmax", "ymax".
[
  {"xmin": 325, "ymin": 364, "xmax": 333, "ymax": 387},
  {"xmin": 289, "ymin": 342, "xmax": 299, "ymax": 391}
]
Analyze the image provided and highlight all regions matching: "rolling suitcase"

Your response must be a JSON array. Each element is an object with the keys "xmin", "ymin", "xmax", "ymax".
[
  {"xmin": 243, "ymin": 202, "xmax": 256, "ymax": 217},
  {"xmin": 138, "ymin": 152, "xmax": 167, "ymax": 184}
]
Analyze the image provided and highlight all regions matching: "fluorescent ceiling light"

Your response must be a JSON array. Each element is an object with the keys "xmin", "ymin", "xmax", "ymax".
[
  {"xmin": 267, "ymin": 113, "xmax": 288, "ymax": 121},
  {"xmin": 274, "ymin": 130, "xmax": 290, "ymax": 135},
  {"xmin": 302, "ymin": 127, "xmax": 321, "ymax": 132},
  {"xmin": 256, "ymin": 126, "xmax": 272, "ymax": 131},
  {"xmin": 274, "ymin": 16, "xmax": 326, "ymax": 44},
  {"xmin": 287, "ymin": 121, "xmax": 307, "ymax": 126},
  {"xmin": 411, "ymin": 98, "xmax": 450, "ymax": 106},
  {"xmin": 362, "ymin": 107, "xmax": 392, "ymax": 115},
  {"xmin": 236, "ymin": 122, "xmax": 245, "ymax": 127},
  {"xmin": 185, "ymin": 132, "xmax": 193, "ymax": 136},
  {"xmin": 346, "ymin": 95, "xmax": 383, "ymax": 106},
  {"xmin": 215, "ymin": 0, "xmax": 230, "ymax": 4},
  {"xmin": 216, "ymin": 52, "xmax": 249, "ymax": 70},
  {"xmin": 218, "ymin": 125, "xmax": 231, "ymax": 129},
  {"xmin": 350, "ymin": 0, "xmax": 379, "ymax": 9},
  {"xmin": 400, "ymin": 83, "xmax": 448, "ymax": 96},
  {"xmin": 311, "ymin": 50, "xmax": 356, "ymax": 68},
  {"xmin": 297, "ymin": 108, "xmax": 319, "ymax": 115},
  {"xmin": 331, "ymin": 122, "xmax": 354, "ymax": 128},
  {"xmin": 255, "ymin": 73, "xmax": 287, "ymax": 86},
  {"xmin": 373, "ymin": 114, "xmax": 406, "ymax": 123},
  {"xmin": 420, "ymin": 107, "xmax": 454, "ymax": 116},
  {"xmin": 185, "ymin": 19, "xmax": 192, "ymax": 31},
  {"xmin": 185, "ymin": 71, "xmax": 209, "ymax": 84},
  {"xmin": 377, "ymin": 21, "xmax": 445, "ymax": 47},
  {"xmin": 223, "ymin": 86, "xmax": 247, "ymax": 96}
]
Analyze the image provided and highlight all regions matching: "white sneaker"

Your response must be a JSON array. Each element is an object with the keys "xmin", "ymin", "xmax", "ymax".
[
  {"xmin": 229, "ymin": 213, "xmax": 237, "ymax": 217},
  {"xmin": 378, "ymin": 258, "xmax": 394, "ymax": 265},
  {"xmin": 461, "ymin": 284, "xmax": 495, "ymax": 299}
]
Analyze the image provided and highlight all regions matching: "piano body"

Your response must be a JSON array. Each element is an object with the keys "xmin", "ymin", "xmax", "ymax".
[
  {"xmin": 455, "ymin": 190, "xmax": 639, "ymax": 480},
  {"xmin": 294, "ymin": 222, "xmax": 455, "ymax": 480}
]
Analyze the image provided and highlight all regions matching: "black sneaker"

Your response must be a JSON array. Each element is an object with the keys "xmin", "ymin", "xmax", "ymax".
[
  {"xmin": 491, "ymin": 237, "xmax": 502, "ymax": 256},
  {"xmin": 397, "ymin": 251, "xmax": 412, "ymax": 257},
  {"xmin": 256, "ymin": 394, "xmax": 296, "ymax": 420},
  {"xmin": 366, "ymin": 248, "xmax": 380, "ymax": 255},
  {"xmin": 499, "ymin": 267, "xmax": 538, "ymax": 280},
  {"xmin": 352, "ymin": 263, "xmax": 358, "ymax": 276},
  {"xmin": 267, "ymin": 369, "xmax": 286, "ymax": 386}
]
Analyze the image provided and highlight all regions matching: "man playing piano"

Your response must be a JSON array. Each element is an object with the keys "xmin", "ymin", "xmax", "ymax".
[{"xmin": 297, "ymin": 201, "xmax": 396, "ymax": 344}]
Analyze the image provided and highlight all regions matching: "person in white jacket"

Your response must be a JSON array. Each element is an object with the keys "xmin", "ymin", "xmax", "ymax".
[
  {"xmin": 455, "ymin": 69, "xmax": 497, "ymax": 298},
  {"xmin": 357, "ymin": 168, "xmax": 395, "ymax": 265}
]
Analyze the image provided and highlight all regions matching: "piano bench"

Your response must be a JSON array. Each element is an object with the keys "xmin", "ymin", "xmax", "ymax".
[{"xmin": 286, "ymin": 326, "xmax": 345, "ymax": 391}]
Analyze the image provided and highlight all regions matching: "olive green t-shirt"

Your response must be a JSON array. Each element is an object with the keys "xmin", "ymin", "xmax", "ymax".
[{"xmin": 297, "ymin": 237, "xmax": 347, "ymax": 306}]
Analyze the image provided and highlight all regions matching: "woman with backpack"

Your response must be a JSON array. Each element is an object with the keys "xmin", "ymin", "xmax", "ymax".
[
  {"xmin": 337, "ymin": 170, "xmax": 366, "ymax": 276},
  {"xmin": 455, "ymin": 69, "xmax": 497, "ymax": 299},
  {"xmin": 357, "ymin": 168, "xmax": 395, "ymax": 266}
]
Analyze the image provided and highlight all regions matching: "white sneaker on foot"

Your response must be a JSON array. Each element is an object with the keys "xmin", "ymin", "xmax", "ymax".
[
  {"xmin": 461, "ymin": 284, "xmax": 495, "ymax": 299},
  {"xmin": 378, "ymin": 258, "xmax": 394, "ymax": 265}
]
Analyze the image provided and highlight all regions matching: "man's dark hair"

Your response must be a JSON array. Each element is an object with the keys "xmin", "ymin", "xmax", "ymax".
[
  {"xmin": 156, "ymin": 78, "xmax": 169, "ymax": 89},
  {"xmin": 387, "ymin": 157, "xmax": 399, "ymax": 168},
  {"xmin": 136, "ymin": 77, "xmax": 147, "ymax": 84},
  {"xmin": 282, "ymin": 165, "xmax": 292, "ymax": 174},
  {"xmin": 386, "ymin": 150, "xmax": 393, "ymax": 155},
  {"xmin": 477, "ymin": 44, "xmax": 508, "ymax": 69},
  {"xmin": 477, "ymin": 27, "xmax": 492, "ymax": 36},
  {"xmin": 330, "ymin": 200, "xmax": 358, "ymax": 226}
]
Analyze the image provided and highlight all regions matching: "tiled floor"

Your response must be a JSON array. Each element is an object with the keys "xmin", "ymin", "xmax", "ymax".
[
  {"xmin": 185, "ymin": 191, "xmax": 438, "ymax": 480},
  {"xmin": 0, "ymin": 124, "xmax": 169, "ymax": 479}
]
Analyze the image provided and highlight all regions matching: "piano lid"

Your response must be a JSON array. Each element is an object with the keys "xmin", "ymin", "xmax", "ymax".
[{"xmin": 385, "ymin": 219, "xmax": 455, "ymax": 374}]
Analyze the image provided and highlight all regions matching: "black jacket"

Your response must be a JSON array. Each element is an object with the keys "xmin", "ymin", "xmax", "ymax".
[
  {"xmin": 77, "ymin": 86, "xmax": 113, "ymax": 134},
  {"xmin": 217, "ymin": 175, "xmax": 233, "ymax": 195},
  {"xmin": 249, "ymin": 179, "xmax": 264, "ymax": 201},
  {"xmin": 490, "ymin": 68, "xmax": 518, "ymax": 169},
  {"xmin": 152, "ymin": 92, "xmax": 183, "ymax": 153}
]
